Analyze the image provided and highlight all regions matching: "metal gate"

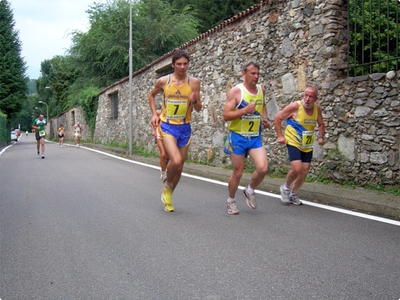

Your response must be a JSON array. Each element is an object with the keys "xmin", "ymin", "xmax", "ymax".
[{"xmin": 348, "ymin": 0, "xmax": 400, "ymax": 76}]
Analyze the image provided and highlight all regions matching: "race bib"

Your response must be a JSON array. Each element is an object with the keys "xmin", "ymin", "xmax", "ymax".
[
  {"xmin": 301, "ymin": 131, "xmax": 315, "ymax": 149},
  {"xmin": 166, "ymin": 99, "xmax": 187, "ymax": 120},
  {"xmin": 39, "ymin": 130, "xmax": 45, "ymax": 137},
  {"xmin": 60, "ymin": 131, "xmax": 64, "ymax": 135},
  {"xmin": 240, "ymin": 115, "xmax": 260, "ymax": 137}
]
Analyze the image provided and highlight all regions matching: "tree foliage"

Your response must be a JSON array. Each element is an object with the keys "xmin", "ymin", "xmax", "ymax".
[
  {"xmin": 166, "ymin": 0, "xmax": 259, "ymax": 33},
  {"xmin": 30, "ymin": 0, "xmax": 261, "ymax": 136},
  {"xmin": 349, "ymin": 0, "xmax": 400, "ymax": 75},
  {"xmin": 68, "ymin": 0, "xmax": 199, "ymax": 88},
  {"xmin": 69, "ymin": 0, "xmax": 132, "ymax": 88},
  {"xmin": 0, "ymin": 0, "xmax": 27, "ymax": 121},
  {"xmin": 79, "ymin": 86, "xmax": 101, "ymax": 136},
  {"xmin": 36, "ymin": 55, "xmax": 80, "ymax": 118}
]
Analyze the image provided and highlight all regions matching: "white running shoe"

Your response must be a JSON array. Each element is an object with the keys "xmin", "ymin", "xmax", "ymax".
[
  {"xmin": 160, "ymin": 171, "xmax": 167, "ymax": 182},
  {"xmin": 290, "ymin": 194, "xmax": 302, "ymax": 205},
  {"xmin": 280, "ymin": 185, "xmax": 292, "ymax": 204},
  {"xmin": 243, "ymin": 188, "xmax": 257, "ymax": 209},
  {"xmin": 227, "ymin": 201, "xmax": 239, "ymax": 215}
]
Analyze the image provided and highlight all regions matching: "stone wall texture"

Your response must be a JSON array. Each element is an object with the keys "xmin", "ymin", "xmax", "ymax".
[
  {"xmin": 48, "ymin": 107, "xmax": 90, "ymax": 141},
  {"xmin": 92, "ymin": 0, "xmax": 399, "ymax": 186}
]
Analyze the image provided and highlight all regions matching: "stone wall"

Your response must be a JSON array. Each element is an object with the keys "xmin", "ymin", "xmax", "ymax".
[
  {"xmin": 93, "ymin": 0, "xmax": 399, "ymax": 186},
  {"xmin": 48, "ymin": 107, "xmax": 90, "ymax": 141}
]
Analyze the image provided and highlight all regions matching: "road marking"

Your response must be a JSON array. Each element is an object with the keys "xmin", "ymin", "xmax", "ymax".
[
  {"xmin": 0, "ymin": 145, "xmax": 13, "ymax": 155},
  {"xmin": 74, "ymin": 146, "xmax": 400, "ymax": 227}
]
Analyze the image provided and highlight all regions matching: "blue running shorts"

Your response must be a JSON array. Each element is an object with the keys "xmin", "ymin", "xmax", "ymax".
[
  {"xmin": 224, "ymin": 131, "xmax": 263, "ymax": 157},
  {"xmin": 160, "ymin": 122, "xmax": 191, "ymax": 148}
]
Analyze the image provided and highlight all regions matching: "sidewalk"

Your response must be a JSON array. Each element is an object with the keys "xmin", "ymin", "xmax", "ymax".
[{"xmin": 85, "ymin": 143, "xmax": 400, "ymax": 221}]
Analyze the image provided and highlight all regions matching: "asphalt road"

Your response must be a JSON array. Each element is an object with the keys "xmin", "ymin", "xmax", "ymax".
[{"xmin": 1, "ymin": 135, "xmax": 399, "ymax": 299}]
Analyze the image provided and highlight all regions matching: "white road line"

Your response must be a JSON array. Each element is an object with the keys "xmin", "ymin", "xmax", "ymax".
[
  {"xmin": 183, "ymin": 172, "xmax": 400, "ymax": 227},
  {"xmin": 38, "ymin": 145, "xmax": 400, "ymax": 227},
  {"xmin": 0, "ymin": 144, "xmax": 13, "ymax": 155}
]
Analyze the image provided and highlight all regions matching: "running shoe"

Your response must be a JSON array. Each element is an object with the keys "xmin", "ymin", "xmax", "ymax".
[
  {"xmin": 161, "ymin": 184, "xmax": 174, "ymax": 212},
  {"xmin": 41, "ymin": 155, "xmax": 45, "ymax": 159},
  {"xmin": 227, "ymin": 201, "xmax": 239, "ymax": 215},
  {"xmin": 290, "ymin": 194, "xmax": 302, "ymax": 205},
  {"xmin": 280, "ymin": 185, "xmax": 292, "ymax": 204},
  {"xmin": 243, "ymin": 188, "xmax": 257, "ymax": 209},
  {"xmin": 160, "ymin": 171, "xmax": 167, "ymax": 183},
  {"xmin": 37, "ymin": 152, "xmax": 40, "ymax": 158}
]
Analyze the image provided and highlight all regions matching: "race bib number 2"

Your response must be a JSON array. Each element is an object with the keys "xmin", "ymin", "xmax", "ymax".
[{"xmin": 240, "ymin": 115, "xmax": 260, "ymax": 137}]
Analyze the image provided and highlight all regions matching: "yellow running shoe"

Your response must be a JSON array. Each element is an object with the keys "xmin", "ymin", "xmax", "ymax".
[{"xmin": 161, "ymin": 184, "xmax": 174, "ymax": 212}]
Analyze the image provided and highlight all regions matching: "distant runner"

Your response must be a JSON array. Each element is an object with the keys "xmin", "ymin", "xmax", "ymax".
[{"xmin": 32, "ymin": 114, "xmax": 47, "ymax": 159}]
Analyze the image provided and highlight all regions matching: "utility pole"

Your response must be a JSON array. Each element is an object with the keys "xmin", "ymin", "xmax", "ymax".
[{"xmin": 128, "ymin": 0, "xmax": 133, "ymax": 155}]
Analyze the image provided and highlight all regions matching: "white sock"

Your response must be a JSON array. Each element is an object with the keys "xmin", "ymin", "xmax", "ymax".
[
  {"xmin": 227, "ymin": 197, "xmax": 235, "ymax": 203},
  {"xmin": 284, "ymin": 183, "xmax": 290, "ymax": 190},
  {"xmin": 246, "ymin": 185, "xmax": 254, "ymax": 194}
]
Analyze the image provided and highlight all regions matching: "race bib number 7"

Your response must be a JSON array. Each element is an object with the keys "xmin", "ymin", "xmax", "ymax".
[
  {"xmin": 166, "ymin": 99, "xmax": 187, "ymax": 120},
  {"xmin": 240, "ymin": 115, "xmax": 260, "ymax": 137}
]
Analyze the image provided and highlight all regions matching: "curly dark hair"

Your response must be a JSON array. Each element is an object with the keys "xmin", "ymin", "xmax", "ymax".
[{"xmin": 172, "ymin": 49, "xmax": 190, "ymax": 64}]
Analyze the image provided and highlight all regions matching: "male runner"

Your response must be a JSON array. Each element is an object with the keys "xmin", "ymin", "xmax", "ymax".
[
  {"xmin": 148, "ymin": 49, "xmax": 202, "ymax": 212},
  {"xmin": 223, "ymin": 60, "xmax": 270, "ymax": 215},
  {"xmin": 32, "ymin": 114, "xmax": 47, "ymax": 159}
]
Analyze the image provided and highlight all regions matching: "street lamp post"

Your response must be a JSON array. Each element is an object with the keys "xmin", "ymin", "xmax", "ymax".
[
  {"xmin": 38, "ymin": 101, "xmax": 48, "ymax": 120},
  {"xmin": 128, "ymin": 0, "xmax": 133, "ymax": 155}
]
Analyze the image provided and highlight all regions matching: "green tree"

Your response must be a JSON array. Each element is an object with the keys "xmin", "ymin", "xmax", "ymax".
[
  {"xmin": 36, "ymin": 55, "xmax": 80, "ymax": 117},
  {"xmin": 349, "ymin": 0, "xmax": 400, "ymax": 75},
  {"xmin": 33, "ymin": 0, "xmax": 261, "ymax": 132},
  {"xmin": 78, "ymin": 86, "xmax": 101, "ymax": 136},
  {"xmin": 12, "ymin": 93, "xmax": 37, "ymax": 132},
  {"xmin": 167, "ymin": 0, "xmax": 259, "ymax": 33},
  {"xmin": 27, "ymin": 78, "xmax": 37, "ymax": 94},
  {"xmin": 136, "ymin": 0, "xmax": 199, "ymax": 57},
  {"xmin": 68, "ymin": 0, "xmax": 199, "ymax": 88},
  {"xmin": 0, "ymin": 0, "xmax": 27, "ymax": 122}
]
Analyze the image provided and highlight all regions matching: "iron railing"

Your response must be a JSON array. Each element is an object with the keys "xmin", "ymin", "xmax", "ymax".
[{"xmin": 348, "ymin": 0, "xmax": 400, "ymax": 76}]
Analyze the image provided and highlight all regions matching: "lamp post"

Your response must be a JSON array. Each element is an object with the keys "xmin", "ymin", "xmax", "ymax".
[
  {"xmin": 38, "ymin": 101, "xmax": 48, "ymax": 120},
  {"xmin": 34, "ymin": 106, "xmax": 42, "ymax": 113},
  {"xmin": 128, "ymin": 0, "xmax": 133, "ymax": 155}
]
